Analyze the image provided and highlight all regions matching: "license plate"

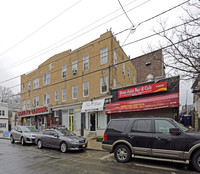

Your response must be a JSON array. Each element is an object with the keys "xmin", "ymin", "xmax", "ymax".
[{"xmin": 82, "ymin": 144, "xmax": 86, "ymax": 147}]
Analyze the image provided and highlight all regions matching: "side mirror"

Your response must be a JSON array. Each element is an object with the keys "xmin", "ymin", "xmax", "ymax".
[
  {"xmin": 18, "ymin": 130, "xmax": 22, "ymax": 133},
  {"xmin": 54, "ymin": 134, "xmax": 59, "ymax": 138},
  {"xmin": 170, "ymin": 128, "xmax": 181, "ymax": 135}
]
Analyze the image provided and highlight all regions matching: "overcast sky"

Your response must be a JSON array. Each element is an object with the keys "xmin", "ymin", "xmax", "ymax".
[{"xmin": 0, "ymin": 0, "xmax": 193, "ymax": 105}]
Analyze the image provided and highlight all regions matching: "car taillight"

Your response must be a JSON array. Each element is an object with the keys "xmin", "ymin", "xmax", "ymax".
[{"xmin": 103, "ymin": 133, "xmax": 107, "ymax": 141}]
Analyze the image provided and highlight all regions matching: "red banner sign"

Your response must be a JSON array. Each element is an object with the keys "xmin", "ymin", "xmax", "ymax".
[
  {"xmin": 17, "ymin": 106, "xmax": 48, "ymax": 116},
  {"xmin": 118, "ymin": 81, "xmax": 167, "ymax": 99},
  {"xmin": 105, "ymin": 93, "xmax": 179, "ymax": 114}
]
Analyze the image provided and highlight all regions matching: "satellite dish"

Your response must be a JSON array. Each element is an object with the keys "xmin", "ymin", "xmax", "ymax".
[{"xmin": 146, "ymin": 74, "xmax": 154, "ymax": 82}]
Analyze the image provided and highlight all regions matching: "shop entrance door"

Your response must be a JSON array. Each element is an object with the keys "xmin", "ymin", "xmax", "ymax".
[
  {"xmin": 69, "ymin": 115, "xmax": 74, "ymax": 131},
  {"xmin": 90, "ymin": 113, "xmax": 96, "ymax": 131}
]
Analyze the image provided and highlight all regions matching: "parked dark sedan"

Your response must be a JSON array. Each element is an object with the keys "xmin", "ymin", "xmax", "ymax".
[{"xmin": 35, "ymin": 129, "xmax": 87, "ymax": 152}]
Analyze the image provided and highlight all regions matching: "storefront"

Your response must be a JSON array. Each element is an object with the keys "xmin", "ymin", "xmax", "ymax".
[
  {"xmin": 17, "ymin": 106, "xmax": 52, "ymax": 130},
  {"xmin": 51, "ymin": 97, "xmax": 110, "ymax": 136},
  {"xmin": 105, "ymin": 76, "xmax": 180, "ymax": 120}
]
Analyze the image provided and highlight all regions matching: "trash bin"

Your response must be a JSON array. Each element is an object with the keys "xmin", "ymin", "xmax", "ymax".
[
  {"xmin": 3, "ymin": 130, "xmax": 9, "ymax": 137},
  {"xmin": 183, "ymin": 115, "xmax": 191, "ymax": 127}
]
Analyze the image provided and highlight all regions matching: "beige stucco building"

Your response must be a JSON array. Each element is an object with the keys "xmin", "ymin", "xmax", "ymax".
[{"xmin": 19, "ymin": 31, "xmax": 137, "ymax": 135}]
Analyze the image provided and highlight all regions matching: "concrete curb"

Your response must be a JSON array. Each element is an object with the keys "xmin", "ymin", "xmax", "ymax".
[{"xmin": 0, "ymin": 137, "xmax": 10, "ymax": 140}]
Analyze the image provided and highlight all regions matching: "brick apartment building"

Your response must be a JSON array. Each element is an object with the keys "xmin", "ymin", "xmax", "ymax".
[
  {"xmin": 18, "ymin": 31, "xmax": 137, "ymax": 135},
  {"xmin": 131, "ymin": 49, "xmax": 165, "ymax": 84}
]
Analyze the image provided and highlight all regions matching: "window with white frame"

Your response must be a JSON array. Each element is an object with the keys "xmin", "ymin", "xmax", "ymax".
[
  {"xmin": 43, "ymin": 72, "xmax": 50, "ymax": 85},
  {"xmin": 62, "ymin": 65, "xmax": 67, "ymax": 78},
  {"xmin": 0, "ymin": 123, "xmax": 6, "ymax": 128},
  {"xmin": 28, "ymin": 80, "xmax": 31, "ymax": 91},
  {"xmin": 114, "ymin": 79, "xmax": 117, "ymax": 89},
  {"xmin": 122, "ymin": 63, "xmax": 125, "ymax": 75},
  {"xmin": 22, "ymin": 83, "xmax": 25, "ymax": 93},
  {"xmin": 83, "ymin": 81, "xmax": 89, "ymax": 97},
  {"xmin": 33, "ymin": 96, "xmax": 39, "ymax": 107},
  {"xmin": 100, "ymin": 47, "xmax": 108, "ymax": 65},
  {"xmin": 128, "ymin": 67, "xmax": 130, "ymax": 78},
  {"xmin": 100, "ymin": 76, "xmax": 108, "ymax": 93},
  {"xmin": 72, "ymin": 60, "xmax": 78, "ymax": 74},
  {"xmin": 62, "ymin": 88, "xmax": 66, "ymax": 102},
  {"xmin": 114, "ymin": 50, "xmax": 117, "ymax": 67},
  {"xmin": 55, "ymin": 90, "xmax": 59, "ymax": 101},
  {"xmin": 33, "ymin": 77, "xmax": 39, "ymax": 89},
  {"xmin": 44, "ymin": 93, "xmax": 50, "ymax": 105},
  {"xmin": 22, "ymin": 100, "xmax": 26, "ymax": 110},
  {"xmin": 133, "ymin": 75, "xmax": 136, "ymax": 85},
  {"xmin": 72, "ymin": 85, "xmax": 78, "ymax": 99},
  {"xmin": 83, "ymin": 55, "xmax": 89, "ymax": 71},
  {"xmin": 27, "ymin": 99, "xmax": 30, "ymax": 109}
]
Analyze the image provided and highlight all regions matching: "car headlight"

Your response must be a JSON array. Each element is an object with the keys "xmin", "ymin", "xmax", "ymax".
[{"xmin": 69, "ymin": 139, "xmax": 79, "ymax": 143}]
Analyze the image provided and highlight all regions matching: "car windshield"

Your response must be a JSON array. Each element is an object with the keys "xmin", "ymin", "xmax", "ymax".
[
  {"xmin": 27, "ymin": 127, "xmax": 39, "ymax": 132},
  {"xmin": 174, "ymin": 121, "xmax": 189, "ymax": 132},
  {"xmin": 59, "ymin": 129, "xmax": 75, "ymax": 136},
  {"xmin": 21, "ymin": 126, "xmax": 31, "ymax": 133}
]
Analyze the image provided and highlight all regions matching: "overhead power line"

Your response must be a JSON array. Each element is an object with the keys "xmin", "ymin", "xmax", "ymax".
[
  {"xmin": 5, "ymin": 17, "xmax": 200, "ymax": 93},
  {"xmin": 0, "ymin": 0, "xmax": 151, "ymax": 73},
  {"xmin": 0, "ymin": 0, "xmax": 82, "ymax": 57},
  {"xmin": 8, "ymin": 32, "xmax": 200, "ymax": 98}
]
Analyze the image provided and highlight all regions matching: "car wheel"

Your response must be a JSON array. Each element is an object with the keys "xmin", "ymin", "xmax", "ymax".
[
  {"xmin": 114, "ymin": 144, "xmax": 131, "ymax": 163},
  {"xmin": 191, "ymin": 150, "xmax": 200, "ymax": 172},
  {"xmin": 10, "ymin": 135, "xmax": 15, "ymax": 144},
  {"xmin": 60, "ymin": 142, "xmax": 67, "ymax": 153},
  {"xmin": 37, "ymin": 140, "xmax": 43, "ymax": 149},
  {"xmin": 21, "ymin": 137, "xmax": 25, "ymax": 146}
]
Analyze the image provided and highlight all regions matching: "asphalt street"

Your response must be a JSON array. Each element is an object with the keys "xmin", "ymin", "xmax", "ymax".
[{"xmin": 0, "ymin": 139, "xmax": 198, "ymax": 174}]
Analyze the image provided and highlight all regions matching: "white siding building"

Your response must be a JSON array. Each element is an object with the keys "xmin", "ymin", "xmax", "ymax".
[{"xmin": 0, "ymin": 102, "xmax": 8, "ymax": 132}]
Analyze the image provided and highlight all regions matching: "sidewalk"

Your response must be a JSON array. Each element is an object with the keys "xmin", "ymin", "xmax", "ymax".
[{"xmin": 0, "ymin": 133, "xmax": 104, "ymax": 151}]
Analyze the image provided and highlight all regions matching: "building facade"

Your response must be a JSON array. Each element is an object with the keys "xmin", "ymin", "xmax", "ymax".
[
  {"xmin": 131, "ymin": 49, "xmax": 165, "ymax": 84},
  {"xmin": 18, "ymin": 31, "xmax": 137, "ymax": 135},
  {"xmin": 0, "ymin": 102, "xmax": 8, "ymax": 132},
  {"xmin": 106, "ymin": 76, "xmax": 179, "ymax": 120}
]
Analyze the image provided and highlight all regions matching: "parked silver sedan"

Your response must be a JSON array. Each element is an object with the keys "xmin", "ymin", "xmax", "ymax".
[
  {"xmin": 10, "ymin": 126, "xmax": 40, "ymax": 145},
  {"xmin": 35, "ymin": 129, "xmax": 88, "ymax": 152}
]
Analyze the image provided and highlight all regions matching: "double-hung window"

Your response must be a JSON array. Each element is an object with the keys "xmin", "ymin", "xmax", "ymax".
[
  {"xmin": 33, "ymin": 96, "xmax": 39, "ymax": 107},
  {"xmin": 28, "ymin": 81, "xmax": 31, "ymax": 91},
  {"xmin": 44, "ymin": 72, "xmax": 50, "ymax": 85},
  {"xmin": 72, "ymin": 85, "xmax": 78, "ymax": 99},
  {"xmin": 100, "ymin": 47, "xmax": 108, "ymax": 65},
  {"xmin": 72, "ymin": 60, "xmax": 78, "ymax": 74},
  {"xmin": 83, "ymin": 55, "xmax": 89, "ymax": 71},
  {"xmin": 22, "ymin": 100, "xmax": 26, "ymax": 110},
  {"xmin": 114, "ymin": 79, "xmax": 117, "ymax": 89},
  {"xmin": 83, "ymin": 81, "xmax": 89, "ymax": 97},
  {"xmin": 27, "ymin": 99, "xmax": 30, "ymax": 109},
  {"xmin": 122, "ymin": 63, "xmax": 125, "ymax": 75},
  {"xmin": 62, "ymin": 88, "xmax": 66, "ymax": 102},
  {"xmin": 43, "ymin": 93, "xmax": 50, "ymax": 105},
  {"xmin": 100, "ymin": 76, "xmax": 108, "ymax": 93},
  {"xmin": 55, "ymin": 90, "xmax": 59, "ymax": 101},
  {"xmin": 33, "ymin": 77, "xmax": 39, "ymax": 89},
  {"xmin": 22, "ymin": 83, "xmax": 25, "ymax": 93},
  {"xmin": 114, "ymin": 50, "xmax": 117, "ymax": 67},
  {"xmin": 128, "ymin": 67, "xmax": 130, "ymax": 78},
  {"xmin": 62, "ymin": 65, "xmax": 67, "ymax": 78}
]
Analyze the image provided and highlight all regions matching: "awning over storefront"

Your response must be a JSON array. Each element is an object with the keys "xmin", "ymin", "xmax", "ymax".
[
  {"xmin": 81, "ymin": 99, "xmax": 105, "ymax": 112},
  {"xmin": 105, "ymin": 93, "xmax": 179, "ymax": 114}
]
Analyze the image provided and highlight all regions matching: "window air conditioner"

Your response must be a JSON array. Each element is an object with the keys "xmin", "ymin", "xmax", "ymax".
[{"xmin": 72, "ymin": 69, "xmax": 77, "ymax": 74}]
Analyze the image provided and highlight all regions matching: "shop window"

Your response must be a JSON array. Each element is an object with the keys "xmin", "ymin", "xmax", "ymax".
[
  {"xmin": 100, "ymin": 47, "xmax": 108, "ymax": 65},
  {"xmin": 83, "ymin": 55, "xmax": 89, "ymax": 71},
  {"xmin": 100, "ymin": 76, "xmax": 108, "ymax": 93}
]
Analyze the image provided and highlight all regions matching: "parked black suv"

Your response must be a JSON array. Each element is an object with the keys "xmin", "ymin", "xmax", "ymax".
[{"xmin": 102, "ymin": 117, "xmax": 200, "ymax": 172}]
